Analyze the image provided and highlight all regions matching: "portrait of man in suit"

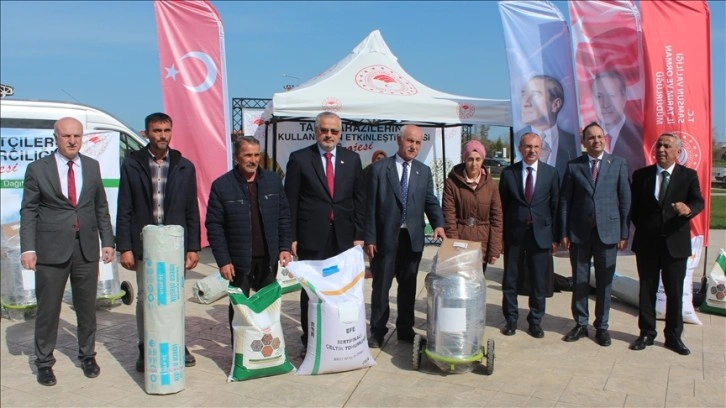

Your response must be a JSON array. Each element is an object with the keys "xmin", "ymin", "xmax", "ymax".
[
  {"xmin": 591, "ymin": 71, "xmax": 645, "ymax": 176},
  {"xmin": 560, "ymin": 122, "xmax": 631, "ymax": 347},
  {"xmin": 20, "ymin": 117, "xmax": 115, "ymax": 386},
  {"xmin": 498, "ymin": 132, "xmax": 560, "ymax": 339},
  {"xmin": 116, "ymin": 112, "xmax": 201, "ymax": 372},
  {"xmin": 629, "ymin": 133, "xmax": 704, "ymax": 356},
  {"xmin": 364, "ymin": 125, "xmax": 445, "ymax": 348},
  {"xmin": 514, "ymin": 74, "xmax": 579, "ymax": 181},
  {"xmin": 284, "ymin": 111, "xmax": 365, "ymax": 357}
]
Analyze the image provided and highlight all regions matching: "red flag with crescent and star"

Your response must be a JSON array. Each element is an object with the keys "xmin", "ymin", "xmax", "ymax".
[{"xmin": 155, "ymin": 0, "xmax": 231, "ymax": 247}]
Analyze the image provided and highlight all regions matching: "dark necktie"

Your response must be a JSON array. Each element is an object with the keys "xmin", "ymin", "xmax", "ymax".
[
  {"xmin": 525, "ymin": 166, "xmax": 533, "ymax": 224},
  {"xmin": 525, "ymin": 166, "xmax": 534, "ymax": 203},
  {"xmin": 401, "ymin": 161, "xmax": 409, "ymax": 224},
  {"xmin": 658, "ymin": 171, "xmax": 670, "ymax": 205},
  {"xmin": 67, "ymin": 161, "xmax": 79, "ymax": 231},
  {"xmin": 325, "ymin": 152, "xmax": 335, "ymax": 220},
  {"xmin": 591, "ymin": 159, "xmax": 600, "ymax": 184}
]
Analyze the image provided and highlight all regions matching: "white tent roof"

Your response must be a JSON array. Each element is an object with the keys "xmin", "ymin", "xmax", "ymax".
[{"xmin": 269, "ymin": 30, "xmax": 512, "ymax": 127}]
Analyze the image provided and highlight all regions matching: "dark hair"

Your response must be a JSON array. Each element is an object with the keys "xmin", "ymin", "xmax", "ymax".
[
  {"xmin": 531, "ymin": 74, "xmax": 564, "ymax": 112},
  {"xmin": 233, "ymin": 136, "xmax": 260, "ymax": 156},
  {"xmin": 581, "ymin": 121, "xmax": 603, "ymax": 139},
  {"xmin": 145, "ymin": 112, "xmax": 173, "ymax": 131}
]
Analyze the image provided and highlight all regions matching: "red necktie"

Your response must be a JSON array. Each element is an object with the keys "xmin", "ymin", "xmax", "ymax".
[
  {"xmin": 591, "ymin": 159, "xmax": 600, "ymax": 184},
  {"xmin": 325, "ymin": 152, "xmax": 334, "ymax": 220},
  {"xmin": 67, "ymin": 161, "xmax": 79, "ymax": 231}
]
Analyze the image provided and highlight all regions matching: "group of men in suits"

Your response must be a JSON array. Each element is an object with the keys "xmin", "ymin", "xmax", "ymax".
[
  {"xmin": 20, "ymin": 111, "xmax": 703, "ymax": 388},
  {"xmin": 282, "ymin": 113, "xmax": 444, "ymax": 353},
  {"xmin": 499, "ymin": 123, "xmax": 703, "ymax": 357}
]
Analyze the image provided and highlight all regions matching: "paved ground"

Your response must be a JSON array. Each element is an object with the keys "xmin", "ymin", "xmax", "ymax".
[{"xmin": 2, "ymin": 230, "xmax": 725, "ymax": 407}]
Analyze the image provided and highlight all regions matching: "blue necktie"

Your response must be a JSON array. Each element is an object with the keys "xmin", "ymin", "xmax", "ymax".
[{"xmin": 401, "ymin": 162, "xmax": 409, "ymax": 224}]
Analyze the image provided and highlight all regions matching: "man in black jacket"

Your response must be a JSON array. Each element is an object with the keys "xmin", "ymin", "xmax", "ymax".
[
  {"xmin": 206, "ymin": 136, "xmax": 292, "ymax": 339},
  {"xmin": 116, "ymin": 112, "xmax": 201, "ymax": 372}
]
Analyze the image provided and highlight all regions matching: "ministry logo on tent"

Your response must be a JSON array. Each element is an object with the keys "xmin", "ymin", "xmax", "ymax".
[{"xmin": 355, "ymin": 65, "xmax": 417, "ymax": 96}]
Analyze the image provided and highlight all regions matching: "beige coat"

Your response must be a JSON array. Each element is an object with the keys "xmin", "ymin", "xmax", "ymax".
[{"xmin": 442, "ymin": 163, "xmax": 503, "ymax": 260}]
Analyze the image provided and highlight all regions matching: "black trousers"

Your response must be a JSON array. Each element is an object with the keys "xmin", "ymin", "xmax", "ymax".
[
  {"xmin": 35, "ymin": 237, "xmax": 98, "ymax": 368},
  {"xmin": 369, "ymin": 229, "xmax": 422, "ymax": 340},
  {"xmin": 636, "ymin": 238, "xmax": 687, "ymax": 340},
  {"xmin": 227, "ymin": 255, "xmax": 275, "ymax": 343},
  {"xmin": 297, "ymin": 223, "xmax": 343, "ymax": 346},
  {"xmin": 501, "ymin": 227, "xmax": 549, "ymax": 325}
]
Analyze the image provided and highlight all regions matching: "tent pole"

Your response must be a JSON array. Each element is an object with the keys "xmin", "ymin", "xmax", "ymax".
[
  {"xmin": 272, "ymin": 120, "xmax": 278, "ymax": 172},
  {"xmin": 509, "ymin": 127, "xmax": 515, "ymax": 163},
  {"xmin": 441, "ymin": 125, "xmax": 447, "ymax": 180}
]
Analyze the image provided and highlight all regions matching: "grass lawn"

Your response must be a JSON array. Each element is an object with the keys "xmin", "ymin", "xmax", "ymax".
[{"xmin": 711, "ymin": 195, "xmax": 726, "ymax": 229}]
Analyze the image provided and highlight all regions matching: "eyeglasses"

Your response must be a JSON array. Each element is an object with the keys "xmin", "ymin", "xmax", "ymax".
[{"xmin": 318, "ymin": 127, "xmax": 341, "ymax": 135}]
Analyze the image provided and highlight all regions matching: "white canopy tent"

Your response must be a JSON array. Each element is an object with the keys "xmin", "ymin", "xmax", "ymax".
[
  {"xmin": 261, "ymin": 29, "xmax": 512, "ymax": 126},
  {"xmin": 254, "ymin": 29, "xmax": 513, "ymax": 177}
]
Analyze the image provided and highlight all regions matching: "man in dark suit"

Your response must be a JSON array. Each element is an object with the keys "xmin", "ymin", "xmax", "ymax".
[
  {"xmin": 284, "ymin": 112, "xmax": 365, "ymax": 356},
  {"xmin": 20, "ymin": 117, "xmax": 115, "ymax": 386},
  {"xmin": 514, "ymin": 74, "xmax": 579, "ymax": 181},
  {"xmin": 116, "ymin": 112, "xmax": 201, "ymax": 372},
  {"xmin": 499, "ymin": 132, "xmax": 560, "ymax": 339},
  {"xmin": 629, "ymin": 133, "xmax": 704, "ymax": 355},
  {"xmin": 365, "ymin": 125, "xmax": 446, "ymax": 347},
  {"xmin": 591, "ymin": 71, "xmax": 646, "ymax": 177},
  {"xmin": 560, "ymin": 122, "xmax": 631, "ymax": 346}
]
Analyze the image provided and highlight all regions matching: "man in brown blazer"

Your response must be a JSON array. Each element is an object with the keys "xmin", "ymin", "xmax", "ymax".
[{"xmin": 20, "ymin": 117, "xmax": 114, "ymax": 386}]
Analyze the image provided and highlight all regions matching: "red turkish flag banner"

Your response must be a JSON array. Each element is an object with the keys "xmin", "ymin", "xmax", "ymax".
[
  {"xmin": 155, "ymin": 0, "xmax": 231, "ymax": 247},
  {"xmin": 641, "ymin": 0, "xmax": 712, "ymax": 245}
]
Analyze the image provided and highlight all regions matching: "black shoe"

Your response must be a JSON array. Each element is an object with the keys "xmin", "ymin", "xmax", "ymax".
[
  {"xmin": 595, "ymin": 329, "xmax": 612, "ymax": 347},
  {"xmin": 528, "ymin": 324, "xmax": 544, "ymax": 338},
  {"xmin": 135, "ymin": 344, "xmax": 144, "ymax": 373},
  {"xmin": 629, "ymin": 334, "xmax": 655, "ymax": 351},
  {"xmin": 664, "ymin": 338, "xmax": 691, "ymax": 356},
  {"xmin": 368, "ymin": 336, "xmax": 383, "ymax": 349},
  {"xmin": 81, "ymin": 357, "xmax": 100, "ymax": 378},
  {"xmin": 501, "ymin": 321, "xmax": 517, "ymax": 336},
  {"xmin": 397, "ymin": 331, "xmax": 415, "ymax": 343},
  {"xmin": 184, "ymin": 347, "xmax": 196, "ymax": 367},
  {"xmin": 36, "ymin": 367, "xmax": 56, "ymax": 386},
  {"xmin": 564, "ymin": 325, "xmax": 588, "ymax": 342}
]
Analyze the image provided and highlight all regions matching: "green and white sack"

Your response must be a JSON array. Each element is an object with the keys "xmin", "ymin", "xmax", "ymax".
[
  {"xmin": 699, "ymin": 249, "xmax": 726, "ymax": 316},
  {"xmin": 228, "ymin": 282, "xmax": 294, "ymax": 381},
  {"xmin": 286, "ymin": 246, "xmax": 375, "ymax": 375},
  {"xmin": 276, "ymin": 260, "xmax": 301, "ymax": 294}
]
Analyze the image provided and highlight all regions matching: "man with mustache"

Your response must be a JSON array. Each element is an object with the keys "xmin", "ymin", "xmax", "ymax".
[
  {"xmin": 116, "ymin": 112, "xmax": 201, "ymax": 372},
  {"xmin": 284, "ymin": 112, "xmax": 365, "ymax": 357},
  {"xmin": 206, "ymin": 136, "xmax": 292, "ymax": 341},
  {"xmin": 364, "ymin": 125, "xmax": 446, "ymax": 348}
]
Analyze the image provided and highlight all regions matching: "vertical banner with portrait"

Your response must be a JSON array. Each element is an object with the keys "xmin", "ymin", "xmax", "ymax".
[
  {"xmin": 498, "ymin": 0, "xmax": 580, "ymax": 181},
  {"xmin": 641, "ymin": 0, "xmax": 712, "ymax": 247},
  {"xmin": 570, "ymin": 0, "xmax": 646, "ymax": 178}
]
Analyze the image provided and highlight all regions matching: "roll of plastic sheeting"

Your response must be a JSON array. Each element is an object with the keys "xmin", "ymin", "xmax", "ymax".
[
  {"xmin": 192, "ymin": 273, "xmax": 228, "ymax": 304},
  {"xmin": 142, "ymin": 225, "xmax": 186, "ymax": 395}
]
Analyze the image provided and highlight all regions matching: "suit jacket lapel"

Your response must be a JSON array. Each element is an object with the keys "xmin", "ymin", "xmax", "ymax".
[
  {"xmin": 386, "ymin": 158, "xmax": 403, "ymax": 204},
  {"xmin": 309, "ymin": 145, "xmax": 330, "ymax": 196},
  {"xmin": 333, "ymin": 146, "xmax": 346, "ymax": 199},
  {"xmin": 578, "ymin": 156, "xmax": 595, "ymax": 190},
  {"xmin": 77, "ymin": 154, "xmax": 92, "ymax": 204},
  {"xmin": 407, "ymin": 161, "xmax": 422, "ymax": 204},
  {"xmin": 513, "ymin": 162, "xmax": 526, "ymax": 203},
  {"xmin": 44, "ymin": 154, "xmax": 65, "ymax": 201}
]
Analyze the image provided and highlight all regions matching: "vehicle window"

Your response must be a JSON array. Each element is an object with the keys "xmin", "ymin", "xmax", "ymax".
[
  {"xmin": 0, "ymin": 118, "xmax": 56, "ymax": 129},
  {"xmin": 120, "ymin": 132, "xmax": 144, "ymax": 160}
]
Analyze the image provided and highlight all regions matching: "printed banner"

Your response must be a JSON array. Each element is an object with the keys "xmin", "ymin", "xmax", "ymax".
[
  {"xmin": 155, "ymin": 0, "xmax": 232, "ymax": 247},
  {"xmin": 243, "ymin": 108, "xmax": 266, "ymax": 141},
  {"xmin": 641, "ymin": 0, "xmax": 712, "ymax": 245},
  {"xmin": 570, "ymin": 0, "xmax": 645, "ymax": 177},
  {"xmin": 498, "ymin": 0, "xmax": 580, "ymax": 180},
  {"xmin": 261, "ymin": 122, "xmax": 461, "ymax": 200}
]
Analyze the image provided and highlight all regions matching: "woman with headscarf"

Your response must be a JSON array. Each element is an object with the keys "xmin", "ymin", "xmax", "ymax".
[{"xmin": 442, "ymin": 140, "xmax": 503, "ymax": 273}]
